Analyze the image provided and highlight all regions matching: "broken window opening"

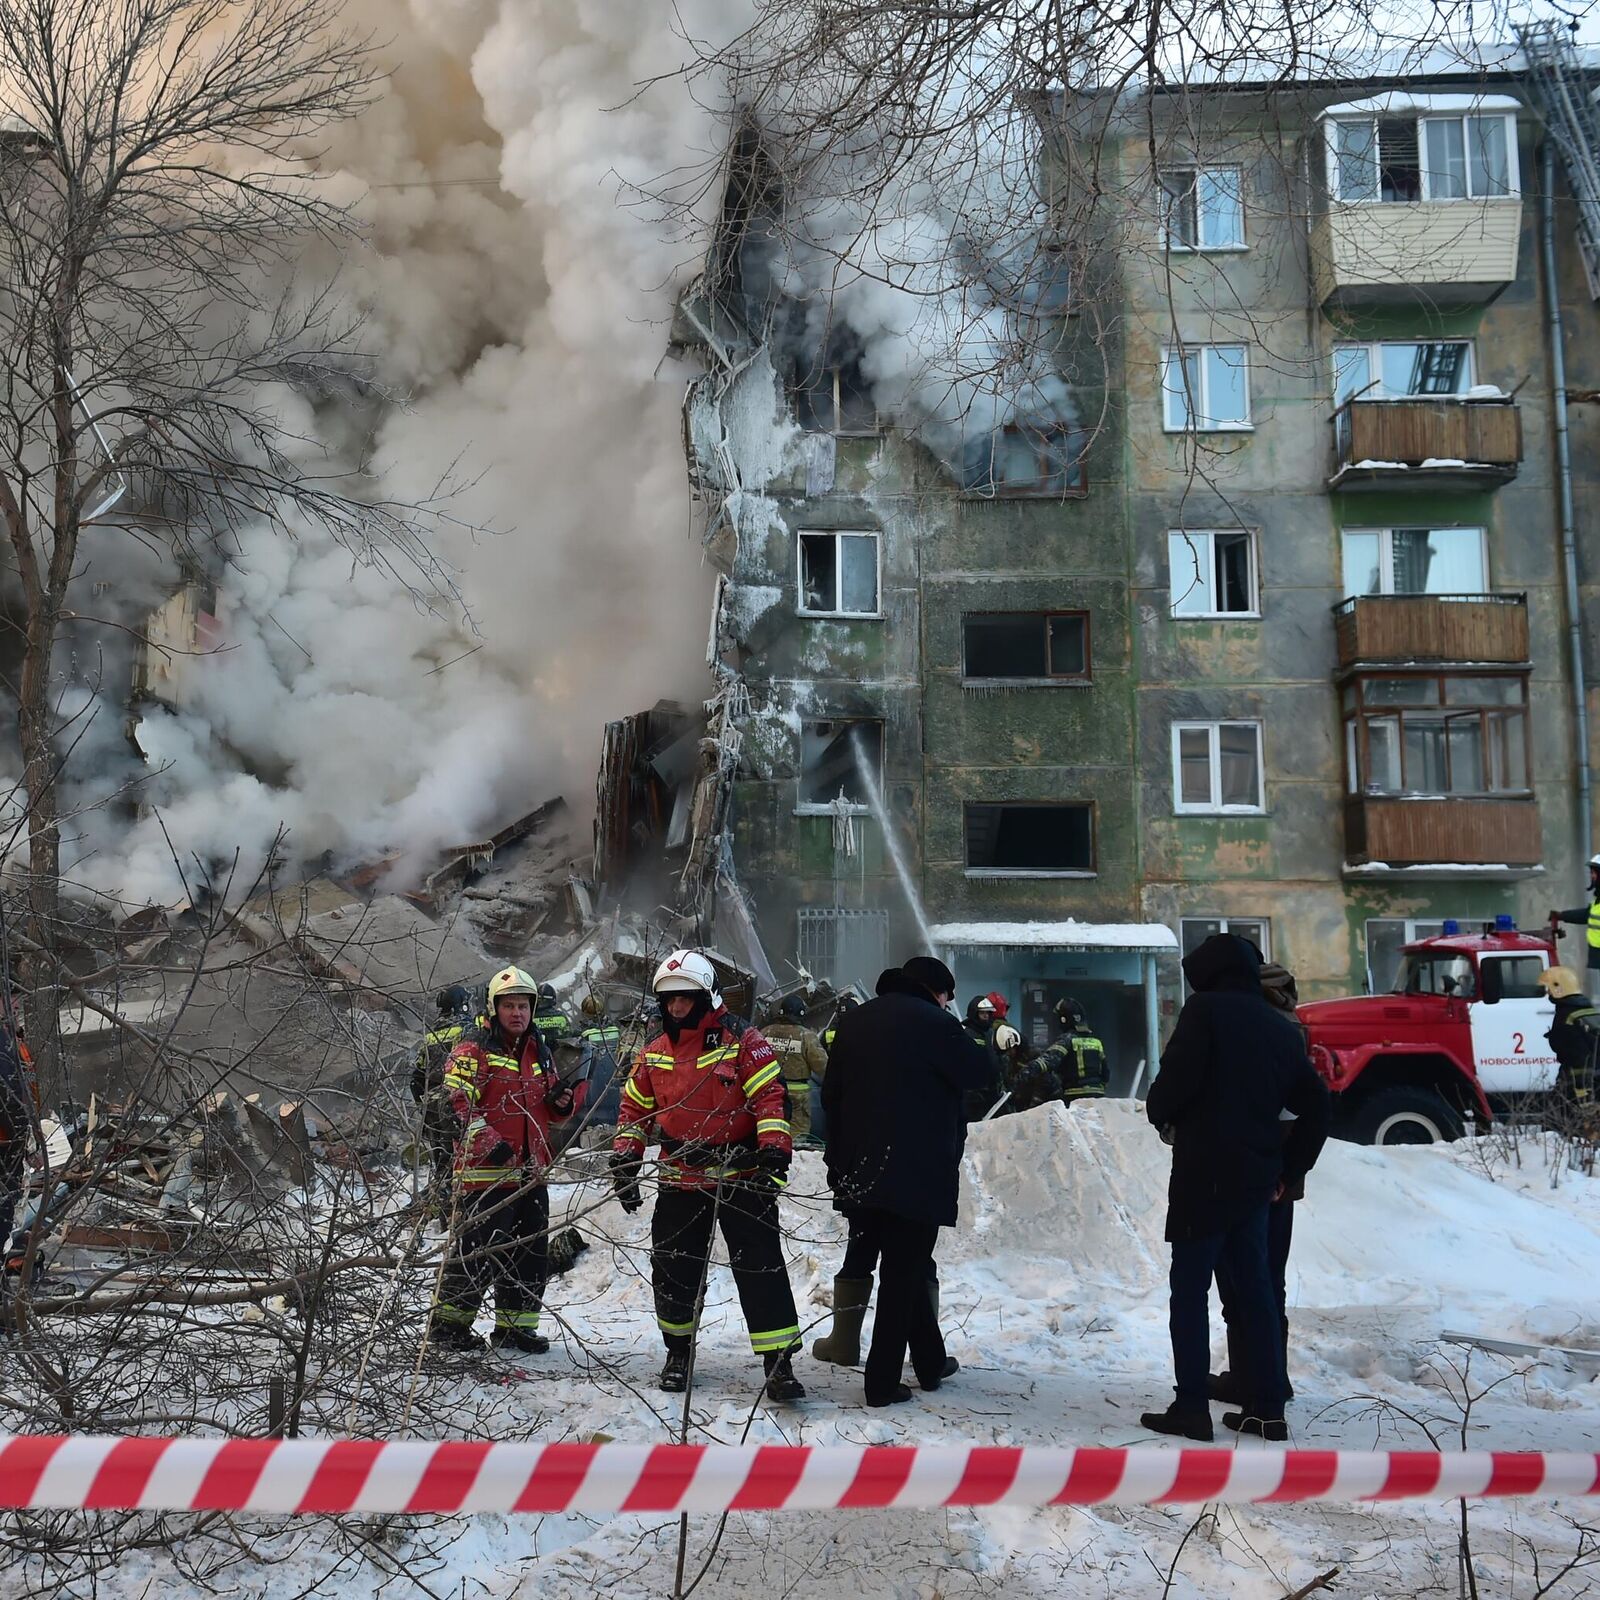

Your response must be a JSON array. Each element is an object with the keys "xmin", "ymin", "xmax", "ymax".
[
  {"xmin": 799, "ymin": 719, "xmax": 884, "ymax": 811},
  {"xmin": 791, "ymin": 329, "xmax": 879, "ymax": 436},
  {"xmin": 964, "ymin": 802, "xmax": 1095, "ymax": 874},
  {"xmin": 962, "ymin": 423, "xmax": 1089, "ymax": 497},
  {"xmin": 962, "ymin": 612, "xmax": 1089, "ymax": 681},
  {"xmin": 798, "ymin": 530, "xmax": 880, "ymax": 616}
]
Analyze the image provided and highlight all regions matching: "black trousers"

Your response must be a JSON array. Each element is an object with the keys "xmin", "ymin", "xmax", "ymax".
[
  {"xmin": 1168, "ymin": 1203, "xmax": 1283, "ymax": 1417},
  {"xmin": 840, "ymin": 1210, "xmax": 938, "ymax": 1286},
  {"xmin": 860, "ymin": 1209, "xmax": 946, "ymax": 1398},
  {"xmin": 436, "ymin": 1182, "xmax": 550, "ymax": 1332},
  {"xmin": 1217, "ymin": 1198, "xmax": 1294, "ymax": 1388},
  {"xmin": 652, "ymin": 1182, "xmax": 799, "ymax": 1356}
]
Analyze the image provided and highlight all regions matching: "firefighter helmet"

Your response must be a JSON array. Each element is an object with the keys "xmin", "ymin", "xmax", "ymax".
[
  {"xmin": 652, "ymin": 950, "xmax": 722, "ymax": 1005},
  {"xmin": 1540, "ymin": 965, "xmax": 1584, "ymax": 1000},
  {"xmin": 579, "ymin": 993, "xmax": 605, "ymax": 1019},
  {"xmin": 974, "ymin": 995, "xmax": 996, "ymax": 1017},
  {"xmin": 436, "ymin": 983, "xmax": 472, "ymax": 1018},
  {"xmin": 985, "ymin": 990, "xmax": 1010, "ymax": 1019},
  {"xmin": 487, "ymin": 966, "xmax": 539, "ymax": 1007},
  {"xmin": 1055, "ymin": 996, "xmax": 1086, "ymax": 1028},
  {"xmin": 780, "ymin": 992, "xmax": 807, "ymax": 1020}
]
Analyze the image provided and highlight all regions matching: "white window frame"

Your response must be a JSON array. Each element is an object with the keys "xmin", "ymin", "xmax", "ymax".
[
  {"xmin": 1168, "ymin": 529, "xmax": 1260, "ymax": 618},
  {"xmin": 1158, "ymin": 166, "xmax": 1247, "ymax": 252},
  {"xmin": 796, "ymin": 529, "xmax": 882, "ymax": 619},
  {"xmin": 1161, "ymin": 344, "xmax": 1252, "ymax": 432},
  {"xmin": 1340, "ymin": 526, "xmax": 1487, "ymax": 597},
  {"xmin": 1333, "ymin": 339, "xmax": 1476, "ymax": 402},
  {"xmin": 1171, "ymin": 720, "xmax": 1265, "ymax": 814},
  {"xmin": 795, "ymin": 717, "xmax": 884, "ymax": 816},
  {"xmin": 1324, "ymin": 112, "xmax": 1519, "ymax": 204},
  {"xmin": 1181, "ymin": 916, "xmax": 1273, "ymax": 993}
]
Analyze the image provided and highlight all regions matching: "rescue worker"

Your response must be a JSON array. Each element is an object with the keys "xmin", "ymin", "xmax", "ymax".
[
  {"xmin": 962, "ymin": 995, "xmax": 1018, "ymax": 1117},
  {"xmin": 411, "ymin": 984, "xmax": 478, "ymax": 1195},
  {"xmin": 1539, "ymin": 966, "xmax": 1600, "ymax": 1118},
  {"xmin": 821, "ymin": 992, "xmax": 859, "ymax": 1053},
  {"xmin": 0, "ymin": 1003, "xmax": 36, "ymax": 1310},
  {"xmin": 428, "ymin": 966, "xmax": 580, "ymax": 1355},
  {"xmin": 1553, "ymin": 856, "xmax": 1600, "ymax": 973},
  {"xmin": 532, "ymin": 983, "xmax": 571, "ymax": 1047},
  {"xmin": 1007, "ymin": 997, "xmax": 1108, "ymax": 1112},
  {"xmin": 609, "ymin": 950, "xmax": 804, "ymax": 1402},
  {"xmin": 764, "ymin": 993, "xmax": 829, "ymax": 1145},
  {"xmin": 577, "ymin": 994, "xmax": 624, "ymax": 1128}
]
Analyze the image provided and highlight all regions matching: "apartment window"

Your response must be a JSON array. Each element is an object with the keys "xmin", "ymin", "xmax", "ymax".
[
  {"xmin": 798, "ymin": 719, "xmax": 883, "ymax": 811},
  {"xmin": 1365, "ymin": 917, "xmax": 1452, "ymax": 993},
  {"xmin": 1327, "ymin": 112, "xmax": 1516, "ymax": 203},
  {"xmin": 962, "ymin": 612, "xmax": 1089, "ymax": 682},
  {"xmin": 1169, "ymin": 530, "xmax": 1258, "ymax": 617},
  {"xmin": 1159, "ymin": 168, "xmax": 1245, "ymax": 250},
  {"xmin": 792, "ymin": 331, "xmax": 878, "ymax": 435},
  {"xmin": 1181, "ymin": 916, "xmax": 1271, "ymax": 992},
  {"xmin": 1343, "ymin": 673, "xmax": 1529, "ymax": 798},
  {"xmin": 1341, "ymin": 527, "xmax": 1485, "ymax": 597},
  {"xmin": 1172, "ymin": 721, "xmax": 1265, "ymax": 813},
  {"xmin": 1334, "ymin": 341, "xmax": 1474, "ymax": 403},
  {"xmin": 1162, "ymin": 344, "xmax": 1250, "ymax": 431},
  {"xmin": 963, "ymin": 423, "xmax": 1088, "ymax": 496},
  {"xmin": 798, "ymin": 530, "xmax": 880, "ymax": 617},
  {"xmin": 964, "ymin": 802, "xmax": 1095, "ymax": 875}
]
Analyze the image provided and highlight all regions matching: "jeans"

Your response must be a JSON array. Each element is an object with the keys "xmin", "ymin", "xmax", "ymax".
[
  {"xmin": 1168, "ymin": 1202, "xmax": 1283, "ymax": 1416},
  {"xmin": 1217, "ymin": 1199, "xmax": 1294, "ymax": 1388}
]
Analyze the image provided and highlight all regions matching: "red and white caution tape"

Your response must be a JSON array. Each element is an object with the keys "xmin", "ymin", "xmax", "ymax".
[{"xmin": 1, "ymin": 1437, "xmax": 1597, "ymax": 1515}]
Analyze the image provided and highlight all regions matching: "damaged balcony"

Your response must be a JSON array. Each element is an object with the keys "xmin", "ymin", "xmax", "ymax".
[
  {"xmin": 1333, "ymin": 592, "xmax": 1529, "ymax": 668},
  {"xmin": 1329, "ymin": 396, "xmax": 1522, "ymax": 491}
]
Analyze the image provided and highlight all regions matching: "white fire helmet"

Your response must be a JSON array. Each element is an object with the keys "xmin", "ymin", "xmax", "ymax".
[
  {"xmin": 652, "ymin": 950, "xmax": 722, "ymax": 1006},
  {"xmin": 1590, "ymin": 853, "xmax": 1600, "ymax": 870}
]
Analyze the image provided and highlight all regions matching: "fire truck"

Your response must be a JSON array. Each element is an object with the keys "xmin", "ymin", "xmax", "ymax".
[{"xmin": 1298, "ymin": 916, "xmax": 1560, "ymax": 1145}]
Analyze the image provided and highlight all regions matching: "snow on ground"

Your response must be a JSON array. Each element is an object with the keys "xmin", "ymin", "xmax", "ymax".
[{"xmin": 61, "ymin": 1104, "xmax": 1600, "ymax": 1597}]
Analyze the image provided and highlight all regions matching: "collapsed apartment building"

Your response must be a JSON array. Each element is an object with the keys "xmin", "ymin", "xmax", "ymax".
[{"xmin": 631, "ymin": 33, "xmax": 1600, "ymax": 1080}]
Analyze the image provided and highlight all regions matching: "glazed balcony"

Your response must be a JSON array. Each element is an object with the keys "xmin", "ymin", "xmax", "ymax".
[
  {"xmin": 1329, "ymin": 396, "xmax": 1522, "ymax": 491},
  {"xmin": 1311, "ymin": 199, "xmax": 1521, "ymax": 309}
]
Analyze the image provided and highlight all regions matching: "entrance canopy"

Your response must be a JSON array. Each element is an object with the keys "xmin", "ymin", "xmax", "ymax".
[{"xmin": 931, "ymin": 921, "xmax": 1177, "ymax": 1098}]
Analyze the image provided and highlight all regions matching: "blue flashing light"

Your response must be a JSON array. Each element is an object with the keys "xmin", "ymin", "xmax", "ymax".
[
  {"xmin": 1495, "ymin": 913, "xmax": 1516, "ymax": 932},
  {"xmin": 1442, "ymin": 918, "xmax": 1461, "ymax": 936}
]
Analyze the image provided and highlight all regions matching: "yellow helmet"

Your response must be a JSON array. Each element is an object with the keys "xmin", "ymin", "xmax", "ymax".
[
  {"xmin": 1539, "ymin": 965, "xmax": 1584, "ymax": 1000},
  {"xmin": 487, "ymin": 966, "xmax": 539, "ymax": 1007},
  {"xmin": 580, "ymin": 993, "xmax": 604, "ymax": 1019}
]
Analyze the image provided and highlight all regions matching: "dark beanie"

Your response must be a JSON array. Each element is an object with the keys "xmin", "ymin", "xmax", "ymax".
[
  {"xmin": 901, "ymin": 955, "xmax": 956, "ymax": 997},
  {"xmin": 875, "ymin": 967, "xmax": 908, "ymax": 995}
]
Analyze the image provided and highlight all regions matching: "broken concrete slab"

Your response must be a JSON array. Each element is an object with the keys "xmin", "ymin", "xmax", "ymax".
[{"xmin": 295, "ymin": 895, "xmax": 488, "ymax": 1007}]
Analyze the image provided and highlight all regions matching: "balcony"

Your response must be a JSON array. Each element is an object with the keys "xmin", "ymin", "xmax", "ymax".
[
  {"xmin": 1311, "ymin": 199, "xmax": 1521, "ymax": 308},
  {"xmin": 1333, "ymin": 593, "xmax": 1529, "ymax": 668},
  {"xmin": 1343, "ymin": 796, "xmax": 1543, "ymax": 876},
  {"xmin": 1329, "ymin": 397, "xmax": 1522, "ymax": 491}
]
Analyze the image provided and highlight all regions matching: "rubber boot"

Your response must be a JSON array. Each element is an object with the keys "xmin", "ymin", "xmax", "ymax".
[{"xmin": 812, "ymin": 1275, "xmax": 872, "ymax": 1365}]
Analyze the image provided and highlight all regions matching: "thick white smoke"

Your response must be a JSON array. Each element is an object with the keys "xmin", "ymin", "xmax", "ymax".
[{"xmin": 58, "ymin": 0, "xmax": 760, "ymax": 906}]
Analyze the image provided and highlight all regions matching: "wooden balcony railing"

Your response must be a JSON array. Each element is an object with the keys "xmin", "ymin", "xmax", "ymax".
[
  {"xmin": 1344, "ymin": 796, "xmax": 1542, "ymax": 869},
  {"xmin": 1331, "ymin": 397, "xmax": 1522, "ymax": 489},
  {"xmin": 1333, "ymin": 593, "xmax": 1529, "ymax": 667}
]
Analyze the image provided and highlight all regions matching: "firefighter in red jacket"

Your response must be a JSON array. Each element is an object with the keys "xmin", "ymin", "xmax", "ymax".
[
  {"xmin": 428, "ymin": 965, "xmax": 581, "ymax": 1355},
  {"xmin": 610, "ymin": 949, "xmax": 804, "ymax": 1402}
]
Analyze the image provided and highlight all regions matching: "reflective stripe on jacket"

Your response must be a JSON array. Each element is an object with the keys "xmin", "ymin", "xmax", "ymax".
[
  {"xmin": 613, "ymin": 1010, "xmax": 791, "ymax": 1189},
  {"xmin": 444, "ymin": 1023, "xmax": 578, "ymax": 1186}
]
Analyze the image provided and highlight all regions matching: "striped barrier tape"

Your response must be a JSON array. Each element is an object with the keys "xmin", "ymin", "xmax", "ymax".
[{"xmin": 1, "ymin": 1437, "xmax": 1597, "ymax": 1515}]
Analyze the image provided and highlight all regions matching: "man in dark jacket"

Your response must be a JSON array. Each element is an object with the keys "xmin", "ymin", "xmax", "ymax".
[
  {"xmin": 824, "ymin": 955, "xmax": 989, "ymax": 1406},
  {"xmin": 1141, "ymin": 934, "xmax": 1330, "ymax": 1442}
]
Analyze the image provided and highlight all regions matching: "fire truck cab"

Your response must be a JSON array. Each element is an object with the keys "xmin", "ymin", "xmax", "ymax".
[{"xmin": 1297, "ymin": 917, "xmax": 1559, "ymax": 1145}]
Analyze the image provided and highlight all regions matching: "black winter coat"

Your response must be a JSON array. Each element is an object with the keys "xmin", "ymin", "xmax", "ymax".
[
  {"xmin": 1147, "ymin": 934, "xmax": 1331, "ymax": 1242},
  {"xmin": 823, "ymin": 987, "xmax": 990, "ymax": 1226}
]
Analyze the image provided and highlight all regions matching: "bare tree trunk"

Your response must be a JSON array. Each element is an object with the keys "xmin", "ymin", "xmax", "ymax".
[{"xmin": 16, "ymin": 604, "xmax": 63, "ymax": 1079}]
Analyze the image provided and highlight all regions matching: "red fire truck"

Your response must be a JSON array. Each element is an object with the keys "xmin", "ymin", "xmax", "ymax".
[{"xmin": 1298, "ymin": 916, "xmax": 1560, "ymax": 1145}]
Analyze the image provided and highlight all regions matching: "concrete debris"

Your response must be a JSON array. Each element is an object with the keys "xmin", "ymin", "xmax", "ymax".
[{"xmin": 293, "ymin": 896, "xmax": 489, "ymax": 1007}]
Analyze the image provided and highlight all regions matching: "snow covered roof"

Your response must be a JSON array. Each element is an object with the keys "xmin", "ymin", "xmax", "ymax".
[
  {"xmin": 1321, "ymin": 92, "xmax": 1522, "ymax": 119},
  {"xmin": 931, "ymin": 920, "xmax": 1179, "ymax": 953}
]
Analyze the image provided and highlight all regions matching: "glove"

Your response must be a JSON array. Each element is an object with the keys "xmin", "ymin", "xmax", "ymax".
[
  {"xmin": 609, "ymin": 1151, "xmax": 643, "ymax": 1213},
  {"xmin": 753, "ymin": 1145, "xmax": 791, "ymax": 1190},
  {"xmin": 669, "ymin": 1139, "xmax": 725, "ymax": 1167},
  {"xmin": 547, "ymin": 1084, "xmax": 575, "ymax": 1117}
]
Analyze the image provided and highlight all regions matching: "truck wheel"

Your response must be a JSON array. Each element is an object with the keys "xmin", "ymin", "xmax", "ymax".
[{"xmin": 1350, "ymin": 1086, "xmax": 1465, "ymax": 1147}]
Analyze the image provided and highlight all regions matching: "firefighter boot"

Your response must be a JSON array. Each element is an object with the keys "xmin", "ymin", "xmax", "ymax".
[
  {"xmin": 427, "ymin": 1318, "xmax": 487, "ymax": 1354},
  {"xmin": 811, "ymin": 1275, "xmax": 872, "ymax": 1365},
  {"xmin": 491, "ymin": 1327, "xmax": 550, "ymax": 1355},
  {"xmin": 763, "ymin": 1350, "xmax": 806, "ymax": 1404},
  {"xmin": 660, "ymin": 1336, "xmax": 693, "ymax": 1393}
]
